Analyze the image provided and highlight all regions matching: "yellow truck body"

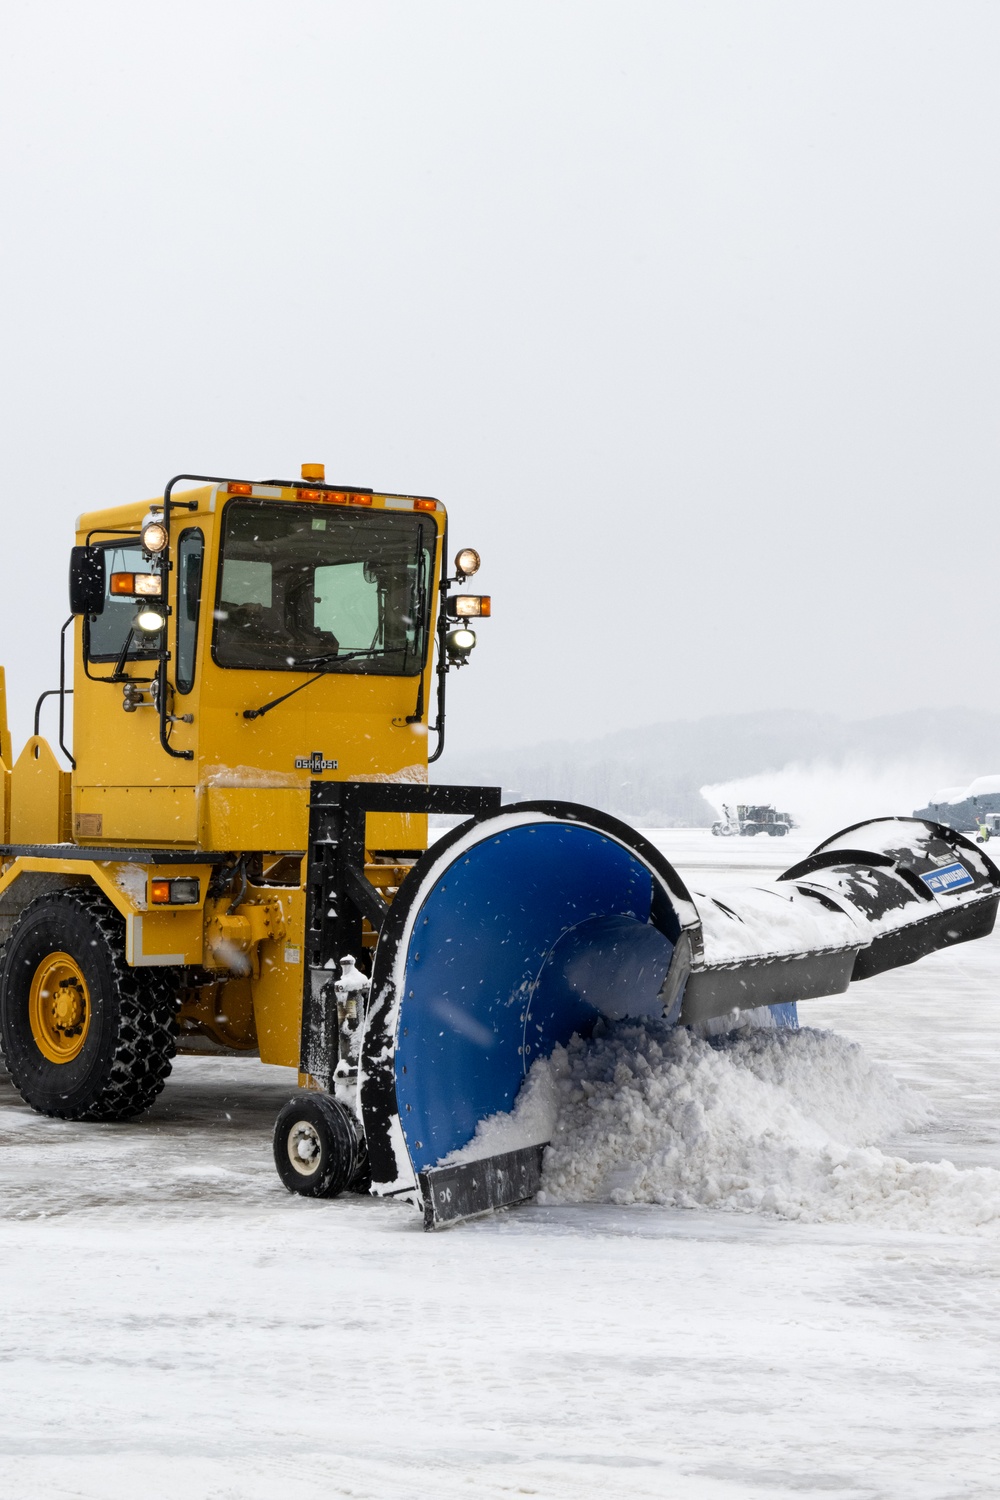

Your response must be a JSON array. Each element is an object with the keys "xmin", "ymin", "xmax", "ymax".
[{"xmin": 0, "ymin": 474, "xmax": 451, "ymax": 1071}]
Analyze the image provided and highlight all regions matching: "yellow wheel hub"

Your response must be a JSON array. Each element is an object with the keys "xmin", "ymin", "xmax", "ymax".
[{"xmin": 28, "ymin": 953, "xmax": 91, "ymax": 1064}]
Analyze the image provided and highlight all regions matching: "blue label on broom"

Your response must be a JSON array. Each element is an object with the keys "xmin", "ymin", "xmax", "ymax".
[{"xmin": 920, "ymin": 861, "xmax": 974, "ymax": 895}]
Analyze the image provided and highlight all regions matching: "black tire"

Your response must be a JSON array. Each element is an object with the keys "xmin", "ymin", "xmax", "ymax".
[
  {"xmin": 273, "ymin": 1092, "xmax": 366, "ymax": 1198},
  {"xmin": 0, "ymin": 886, "xmax": 180, "ymax": 1121}
]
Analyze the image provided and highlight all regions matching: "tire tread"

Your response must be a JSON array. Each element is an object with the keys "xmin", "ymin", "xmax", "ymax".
[{"xmin": 0, "ymin": 885, "xmax": 180, "ymax": 1122}]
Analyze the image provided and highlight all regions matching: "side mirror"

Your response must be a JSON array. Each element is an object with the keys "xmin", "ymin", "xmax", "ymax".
[{"xmin": 69, "ymin": 546, "xmax": 105, "ymax": 616}]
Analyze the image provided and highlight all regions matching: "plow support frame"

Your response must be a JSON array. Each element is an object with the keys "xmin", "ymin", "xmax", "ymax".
[{"xmin": 299, "ymin": 781, "xmax": 501, "ymax": 1080}]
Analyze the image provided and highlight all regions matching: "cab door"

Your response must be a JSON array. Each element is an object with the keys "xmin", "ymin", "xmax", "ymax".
[{"xmin": 72, "ymin": 530, "xmax": 203, "ymax": 845}]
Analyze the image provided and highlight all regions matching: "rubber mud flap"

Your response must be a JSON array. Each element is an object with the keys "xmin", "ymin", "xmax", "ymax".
[{"xmin": 418, "ymin": 1144, "xmax": 546, "ymax": 1230}]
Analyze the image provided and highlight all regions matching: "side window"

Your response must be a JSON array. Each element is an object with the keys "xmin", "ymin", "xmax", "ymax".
[
  {"xmin": 176, "ymin": 529, "xmax": 204, "ymax": 694},
  {"xmin": 86, "ymin": 543, "xmax": 162, "ymax": 662}
]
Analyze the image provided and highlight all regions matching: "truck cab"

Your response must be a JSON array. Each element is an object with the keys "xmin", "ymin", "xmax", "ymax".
[{"xmin": 69, "ymin": 476, "xmax": 445, "ymax": 855}]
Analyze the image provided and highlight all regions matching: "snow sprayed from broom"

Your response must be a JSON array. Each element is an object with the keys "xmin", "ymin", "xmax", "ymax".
[
  {"xmin": 700, "ymin": 755, "xmax": 965, "ymax": 839},
  {"xmin": 455, "ymin": 1022, "xmax": 1000, "ymax": 1232}
]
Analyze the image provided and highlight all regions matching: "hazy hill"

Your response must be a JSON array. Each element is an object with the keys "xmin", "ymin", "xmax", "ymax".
[{"xmin": 437, "ymin": 708, "xmax": 1000, "ymax": 825}]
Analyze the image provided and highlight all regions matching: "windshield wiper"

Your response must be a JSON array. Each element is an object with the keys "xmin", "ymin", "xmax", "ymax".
[
  {"xmin": 242, "ymin": 650, "xmax": 391, "ymax": 720},
  {"xmin": 111, "ymin": 628, "xmax": 135, "ymax": 681},
  {"xmin": 288, "ymin": 649, "xmax": 379, "ymax": 667},
  {"xmin": 243, "ymin": 671, "xmax": 326, "ymax": 721}
]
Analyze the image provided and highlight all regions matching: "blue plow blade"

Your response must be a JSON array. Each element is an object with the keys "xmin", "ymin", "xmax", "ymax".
[
  {"xmin": 359, "ymin": 804, "xmax": 693, "ymax": 1221},
  {"xmin": 393, "ymin": 823, "xmax": 675, "ymax": 1171},
  {"xmin": 358, "ymin": 805, "xmax": 1000, "ymax": 1228}
]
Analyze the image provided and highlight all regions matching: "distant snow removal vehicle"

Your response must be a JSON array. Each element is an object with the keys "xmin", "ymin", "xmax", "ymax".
[
  {"xmin": 737, "ymin": 803, "xmax": 795, "ymax": 836},
  {"xmin": 712, "ymin": 803, "xmax": 794, "ymax": 837},
  {"xmin": 711, "ymin": 803, "xmax": 740, "ymax": 836},
  {"xmin": 0, "ymin": 466, "xmax": 997, "ymax": 1229}
]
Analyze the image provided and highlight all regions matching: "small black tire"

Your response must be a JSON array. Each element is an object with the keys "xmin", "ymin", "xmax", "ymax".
[
  {"xmin": 273, "ymin": 1093, "xmax": 366, "ymax": 1198},
  {"xmin": 0, "ymin": 885, "xmax": 180, "ymax": 1121}
]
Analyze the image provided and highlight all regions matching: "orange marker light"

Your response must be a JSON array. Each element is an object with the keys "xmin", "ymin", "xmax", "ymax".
[
  {"xmin": 149, "ymin": 880, "xmax": 172, "ymax": 904},
  {"xmin": 349, "ymin": 494, "xmax": 373, "ymax": 506},
  {"xmin": 110, "ymin": 573, "xmax": 135, "ymax": 595},
  {"xmin": 414, "ymin": 498, "xmax": 438, "ymax": 512},
  {"xmin": 297, "ymin": 488, "xmax": 326, "ymax": 502},
  {"xmin": 227, "ymin": 482, "xmax": 253, "ymax": 496}
]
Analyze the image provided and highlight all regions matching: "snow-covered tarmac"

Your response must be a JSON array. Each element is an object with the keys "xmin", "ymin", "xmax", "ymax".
[{"xmin": 1, "ymin": 829, "xmax": 997, "ymax": 1499}]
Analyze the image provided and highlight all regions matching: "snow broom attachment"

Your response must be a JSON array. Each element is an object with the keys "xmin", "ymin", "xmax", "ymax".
[
  {"xmin": 678, "ymin": 816, "xmax": 1000, "ymax": 1026},
  {"xmin": 776, "ymin": 816, "xmax": 1000, "ymax": 977},
  {"xmin": 356, "ymin": 805, "xmax": 1000, "ymax": 1228}
]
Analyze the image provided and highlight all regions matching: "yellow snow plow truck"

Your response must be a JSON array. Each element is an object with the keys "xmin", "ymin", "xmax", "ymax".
[{"xmin": 0, "ymin": 467, "xmax": 997, "ymax": 1228}]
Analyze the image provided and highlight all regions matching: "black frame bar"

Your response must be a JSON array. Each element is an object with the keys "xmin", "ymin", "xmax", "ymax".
[
  {"xmin": 298, "ymin": 780, "xmax": 501, "ymax": 1080},
  {"xmin": 0, "ymin": 844, "xmax": 233, "ymax": 865}
]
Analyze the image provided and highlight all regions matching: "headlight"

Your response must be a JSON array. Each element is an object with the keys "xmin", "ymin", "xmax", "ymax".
[
  {"xmin": 448, "ymin": 595, "xmax": 491, "ymax": 619},
  {"xmin": 110, "ymin": 572, "xmax": 162, "ymax": 597},
  {"xmin": 455, "ymin": 547, "xmax": 481, "ymax": 578},
  {"xmin": 141, "ymin": 518, "xmax": 168, "ymax": 554},
  {"xmin": 135, "ymin": 606, "xmax": 166, "ymax": 633},
  {"xmin": 446, "ymin": 627, "xmax": 477, "ymax": 656},
  {"xmin": 149, "ymin": 877, "xmax": 200, "ymax": 905}
]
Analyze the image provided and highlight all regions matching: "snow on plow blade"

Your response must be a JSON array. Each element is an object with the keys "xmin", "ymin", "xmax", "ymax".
[{"xmin": 357, "ymin": 806, "xmax": 1000, "ymax": 1227}]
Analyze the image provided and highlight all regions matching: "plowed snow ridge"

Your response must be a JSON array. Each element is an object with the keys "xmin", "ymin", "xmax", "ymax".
[{"xmin": 460, "ymin": 1023, "xmax": 1000, "ymax": 1231}]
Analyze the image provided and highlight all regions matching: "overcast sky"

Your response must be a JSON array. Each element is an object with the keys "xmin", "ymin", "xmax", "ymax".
[{"xmin": 1, "ymin": 2, "xmax": 997, "ymax": 759}]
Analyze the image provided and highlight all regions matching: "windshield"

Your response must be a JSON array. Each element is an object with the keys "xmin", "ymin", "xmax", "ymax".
[{"xmin": 213, "ymin": 501, "xmax": 436, "ymax": 676}]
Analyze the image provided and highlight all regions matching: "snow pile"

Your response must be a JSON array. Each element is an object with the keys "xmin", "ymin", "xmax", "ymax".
[{"xmin": 521, "ymin": 1022, "xmax": 1000, "ymax": 1232}]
